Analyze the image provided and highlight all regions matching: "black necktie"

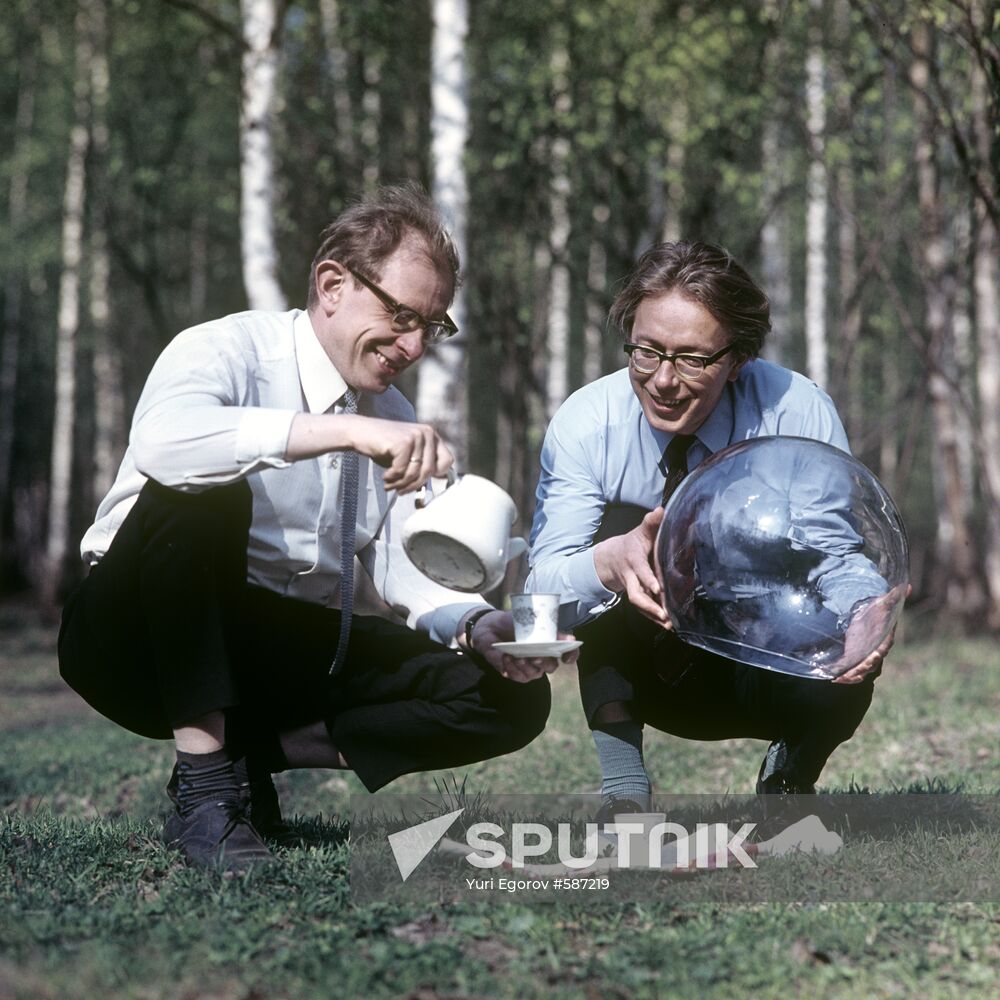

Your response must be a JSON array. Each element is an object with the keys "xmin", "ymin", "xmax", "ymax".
[
  {"xmin": 661, "ymin": 434, "xmax": 696, "ymax": 506},
  {"xmin": 330, "ymin": 387, "xmax": 359, "ymax": 677}
]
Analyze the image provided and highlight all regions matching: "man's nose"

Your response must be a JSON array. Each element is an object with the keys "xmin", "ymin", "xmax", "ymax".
[
  {"xmin": 395, "ymin": 328, "xmax": 427, "ymax": 362},
  {"xmin": 651, "ymin": 358, "xmax": 681, "ymax": 389}
]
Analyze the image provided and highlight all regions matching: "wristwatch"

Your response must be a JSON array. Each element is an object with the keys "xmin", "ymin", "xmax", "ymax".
[{"xmin": 463, "ymin": 608, "xmax": 493, "ymax": 651}]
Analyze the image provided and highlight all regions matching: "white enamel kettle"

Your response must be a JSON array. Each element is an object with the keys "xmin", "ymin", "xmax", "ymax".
[{"xmin": 401, "ymin": 471, "xmax": 528, "ymax": 592}]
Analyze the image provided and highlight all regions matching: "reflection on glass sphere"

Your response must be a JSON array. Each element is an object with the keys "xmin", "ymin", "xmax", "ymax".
[{"xmin": 655, "ymin": 436, "xmax": 909, "ymax": 680}]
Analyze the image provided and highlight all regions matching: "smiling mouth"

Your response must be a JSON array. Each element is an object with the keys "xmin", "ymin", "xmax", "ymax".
[
  {"xmin": 649, "ymin": 396, "xmax": 687, "ymax": 410},
  {"xmin": 375, "ymin": 349, "xmax": 405, "ymax": 375}
]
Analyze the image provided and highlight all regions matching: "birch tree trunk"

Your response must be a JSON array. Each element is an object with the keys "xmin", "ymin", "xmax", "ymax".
[
  {"xmin": 189, "ymin": 41, "xmax": 213, "ymax": 320},
  {"xmin": 760, "ymin": 0, "xmax": 792, "ymax": 365},
  {"xmin": 760, "ymin": 121, "xmax": 792, "ymax": 365},
  {"xmin": 318, "ymin": 0, "xmax": 356, "ymax": 171},
  {"xmin": 832, "ymin": 0, "xmax": 861, "ymax": 443},
  {"xmin": 0, "ymin": 15, "xmax": 37, "ymax": 566},
  {"xmin": 661, "ymin": 103, "xmax": 687, "ymax": 244},
  {"xmin": 804, "ymin": 0, "xmax": 829, "ymax": 388},
  {"xmin": 46, "ymin": 0, "xmax": 94, "ymax": 604},
  {"xmin": 360, "ymin": 51, "xmax": 383, "ymax": 192},
  {"xmin": 584, "ymin": 203, "xmax": 610, "ymax": 385},
  {"xmin": 417, "ymin": 0, "xmax": 469, "ymax": 467},
  {"xmin": 972, "ymin": 55, "xmax": 1000, "ymax": 626},
  {"xmin": 910, "ymin": 21, "xmax": 983, "ymax": 616},
  {"xmin": 88, "ymin": 0, "xmax": 123, "ymax": 504},
  {"xmin": 544, "ymin": 30, "xmax": 572, "ymax": 420},
  {"xmin": 240, "ymin": 0, "xmax": 287, "ymax": 312}
]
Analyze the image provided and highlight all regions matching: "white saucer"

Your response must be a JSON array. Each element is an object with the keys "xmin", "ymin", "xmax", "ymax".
[{"xmin": 493, "ymin": 640, "xmax": 582, "ymax": 658}]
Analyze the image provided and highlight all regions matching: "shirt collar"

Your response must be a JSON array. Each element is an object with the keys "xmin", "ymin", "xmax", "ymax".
[
  {"xmin": 294, "ymin": 310, "xmax": 350, "ymax": 413},
  {"xmin": 647, "ymin": 377, "xmax": 736, "ymax": 469},
  {"xmin": 694, "ymin": 378, "xmax": 735, "ymax": 456}
]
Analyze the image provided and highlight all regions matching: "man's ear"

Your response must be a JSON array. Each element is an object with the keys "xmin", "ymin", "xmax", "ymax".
[{"xmin": 314, "ymin": 260, "xmax": 348, "ymax": 315}]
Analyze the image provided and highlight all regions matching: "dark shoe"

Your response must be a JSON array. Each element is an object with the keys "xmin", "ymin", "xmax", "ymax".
[
  {"xmin": 594, "ymin": 796, "xmax": 649, "ymax": 827},
  {"xmin": 241, "ymin": 768, "xmax": 302, "ymax": 848},
  {"xmin": 594, "ymin": 797, "xmax": 651, "ymax": 857},
  {"xmin": 168, "ymin": 761, "xmax": 299, "ymax": 847},
  {"xmin": 163, "ymin": 798, "xmax": 275, "ymax": 872},
  {"xmin": 755, "ymin": 739, "xmax": 816, "ymax": 795}
]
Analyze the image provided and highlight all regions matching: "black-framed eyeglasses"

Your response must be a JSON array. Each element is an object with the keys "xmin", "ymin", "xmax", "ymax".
[
  {"xmin": 623, "ymin": 341, "xmax": 735, "ymax": 380},
  {"xmin": 347, "ymin": 267, "xmax": 458, "ymax": 343}
]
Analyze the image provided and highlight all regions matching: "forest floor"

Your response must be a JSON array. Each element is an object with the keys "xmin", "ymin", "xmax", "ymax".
[{"xmin": 1, "ymin": 601, "xmax": 999, "ymax": 999}]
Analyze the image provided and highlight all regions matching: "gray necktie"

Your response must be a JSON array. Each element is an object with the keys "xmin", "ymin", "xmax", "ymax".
[{"xmin": 330, "ymin": 387, "xmax": 358, "ymax": 677}]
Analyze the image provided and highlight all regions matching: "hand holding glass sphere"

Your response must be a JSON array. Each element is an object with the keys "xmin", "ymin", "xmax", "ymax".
[{"xmin": 654, "ymin": 436, "xmax": 909, "ymax": 680}]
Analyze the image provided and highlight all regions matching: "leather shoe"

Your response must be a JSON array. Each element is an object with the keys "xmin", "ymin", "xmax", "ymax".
[
  {"xmin": 163, "ymin": 798, "xmax": 275, "ymax": 872},
  {"xmin": 755, "ymin": 739, "xmax": 816, "ymax": 795}
]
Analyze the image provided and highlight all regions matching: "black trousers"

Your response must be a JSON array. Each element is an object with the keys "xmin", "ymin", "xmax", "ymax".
[
  {"xmin": 576, "ymin": 598, "xmax": 875, "ymax": 786},
  {"xmin": 58, "ymin": 480, "xmax": 550, "ymax": 792}
]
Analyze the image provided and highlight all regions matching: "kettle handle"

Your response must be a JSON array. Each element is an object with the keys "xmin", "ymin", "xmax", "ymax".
[
  {"xmin": 507, "ymin": 536, "xmax": 528, "ymax": 561},
  {"xmin": 414, "ymin": 466, "xmax": 460, "ymax": 510}
]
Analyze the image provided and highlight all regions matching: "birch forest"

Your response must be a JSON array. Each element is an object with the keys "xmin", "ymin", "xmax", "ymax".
[{"xmin": 1, "ymin": 0, "xmax": 998, "ymax": 632}]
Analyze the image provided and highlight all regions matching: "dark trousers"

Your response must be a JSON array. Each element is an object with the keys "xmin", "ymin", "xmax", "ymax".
[
  {"xmin": 58, "ymin": 480, "xmax": 550, "ymax": 792},
  {"xmin": 576, "ymin": 598, "xmax": 874, "ymax": 785}
]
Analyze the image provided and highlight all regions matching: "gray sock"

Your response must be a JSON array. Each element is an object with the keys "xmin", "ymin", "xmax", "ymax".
[{"xmin": 592, "ymin": 721, "xmax": 651, "ymax": 807}]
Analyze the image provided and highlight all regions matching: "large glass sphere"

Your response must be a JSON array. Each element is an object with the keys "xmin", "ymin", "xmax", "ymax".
[{"xmin": 655, "ymin": 436, "xmax": 909, "ymax": 680}]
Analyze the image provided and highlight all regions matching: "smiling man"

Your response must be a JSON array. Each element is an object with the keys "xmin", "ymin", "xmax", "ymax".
[
  {"xmin": 526, "ymin": 240, "xmax": 896, "ymax": 813},
  {"xmin": 59, "ymin": 185, "xmax": 565, "ymax": 871}
]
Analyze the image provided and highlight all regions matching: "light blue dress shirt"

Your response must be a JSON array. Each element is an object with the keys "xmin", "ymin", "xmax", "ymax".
[{"xmin": 526, "ymin": 359, "xmax": 855, "ymax": 629}]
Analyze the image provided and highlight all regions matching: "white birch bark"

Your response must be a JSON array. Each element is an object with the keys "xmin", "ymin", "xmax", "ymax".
[
  {"xmin": 804, "ymin": 0, "xmax": 828, "ymax": 388},
  {"xmin": 417, "ymin": 0, "xmax": 469, "ymax": 467},
  {"xmin": 46, "ymin": 0, "xmax": 94, "ymax": 600},
  {"xmin": 0, "ymin": 18, "xmax": 37, "ymax": 553},
  {"xmin": 545, "ymin": 36, "xmax": 572, "ymax": 420},
  {"xmin": 239, "ymin": 0, "xmax": 287, "ymax": 311},
  {"xmin": 972, "ymin": 56, "xmax": 1000, "ymax": 625},
  {"xmin": 88, "ymin": 0, "xmax": 122, "ymax": 502}
]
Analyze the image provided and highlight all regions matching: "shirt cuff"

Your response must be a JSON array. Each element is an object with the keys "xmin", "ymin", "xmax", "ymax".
[
  {"xmin": 564, "ymin": 548, "xmax": 618, "ymax": 610},
  {"xmin": 418, "ymin": 601, "xmax": 494, "ymax": 648},
  {"xmin": 235, "ymin": 408, "xmax": 298, "ymax": 465}
]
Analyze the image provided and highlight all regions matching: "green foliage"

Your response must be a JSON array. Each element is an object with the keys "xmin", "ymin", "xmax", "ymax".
[{"xmin": 1, "ymin": 0, "xmax": 998, "ymax": 613}]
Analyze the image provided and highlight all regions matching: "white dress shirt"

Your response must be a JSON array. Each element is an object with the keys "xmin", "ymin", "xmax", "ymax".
[{"xmin": 81, "ymin": 309, "xmax": 487, "ymax": 646}]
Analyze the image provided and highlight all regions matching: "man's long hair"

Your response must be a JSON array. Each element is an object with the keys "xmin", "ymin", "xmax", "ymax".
[{"xmin": 610, "ymin": 241, "xmax": 771, "ymax": 361}]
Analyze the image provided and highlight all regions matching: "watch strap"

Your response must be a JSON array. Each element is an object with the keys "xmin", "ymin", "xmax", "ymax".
[{"xmin": 463, "ymin": 608, "xmax": 493, "ymax": 650}]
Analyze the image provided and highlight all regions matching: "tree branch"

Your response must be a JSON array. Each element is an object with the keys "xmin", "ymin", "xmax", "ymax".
[{"xmin": 160, "ymin": 0, "xmax": 246, "ymax": 52}]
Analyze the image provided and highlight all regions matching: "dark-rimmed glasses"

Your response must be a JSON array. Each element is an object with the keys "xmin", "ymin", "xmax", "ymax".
[
  {"xmin": 624, "ymin": 341, "xmax": 735, "ymax": 380},
  {"xmin": 348, "ymin": 267, "xmax": 458, "ymax": 343}
]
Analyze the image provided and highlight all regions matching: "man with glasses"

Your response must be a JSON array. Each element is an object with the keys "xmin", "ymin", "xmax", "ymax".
[
  {"xmin": 526, "ymin": 240, "xmax": 894, "ymax": 815},
  {"xmin": 59, "ymin": 184, "xmax": 566, "ymax": 871}
]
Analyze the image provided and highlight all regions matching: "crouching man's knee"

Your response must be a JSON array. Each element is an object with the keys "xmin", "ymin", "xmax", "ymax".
[{"xmin": 494, "ymin": 676, "xmax": 552, "ymax": 755}]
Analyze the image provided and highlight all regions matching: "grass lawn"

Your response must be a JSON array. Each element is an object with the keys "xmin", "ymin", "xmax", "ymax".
[{"xmin": 1, "ymin": 602, "xmax": 998, "ymax": 999}]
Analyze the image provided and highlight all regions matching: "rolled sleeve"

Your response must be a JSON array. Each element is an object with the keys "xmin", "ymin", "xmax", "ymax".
[{"xmin": 235, "ymin": 407, "xmax": 297, "ymax": 466}]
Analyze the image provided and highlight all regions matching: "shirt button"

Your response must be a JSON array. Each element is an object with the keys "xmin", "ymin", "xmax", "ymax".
[{"xmin": 328, "ymin": 455, "xmax": 339, "ymax": 469}]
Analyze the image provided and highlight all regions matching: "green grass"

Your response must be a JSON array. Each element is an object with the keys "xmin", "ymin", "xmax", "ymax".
[{"xmin": 1, "ymin": 605, "xmax": 999, "ymax": 998}]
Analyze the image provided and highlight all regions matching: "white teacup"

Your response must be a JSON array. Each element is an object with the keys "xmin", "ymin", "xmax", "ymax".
[
  {"xmin": 401, "ymin": 474, "xmax": 528, "ymax": 592},
  {"xmin": 510, "ymin": 593, "xmax": 560, "ymax": 643}
]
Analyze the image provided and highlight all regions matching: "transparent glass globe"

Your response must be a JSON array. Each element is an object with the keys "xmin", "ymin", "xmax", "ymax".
[{"xmin": 655, "ymin": 436, "xmax": 909, "ymax": 680}]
